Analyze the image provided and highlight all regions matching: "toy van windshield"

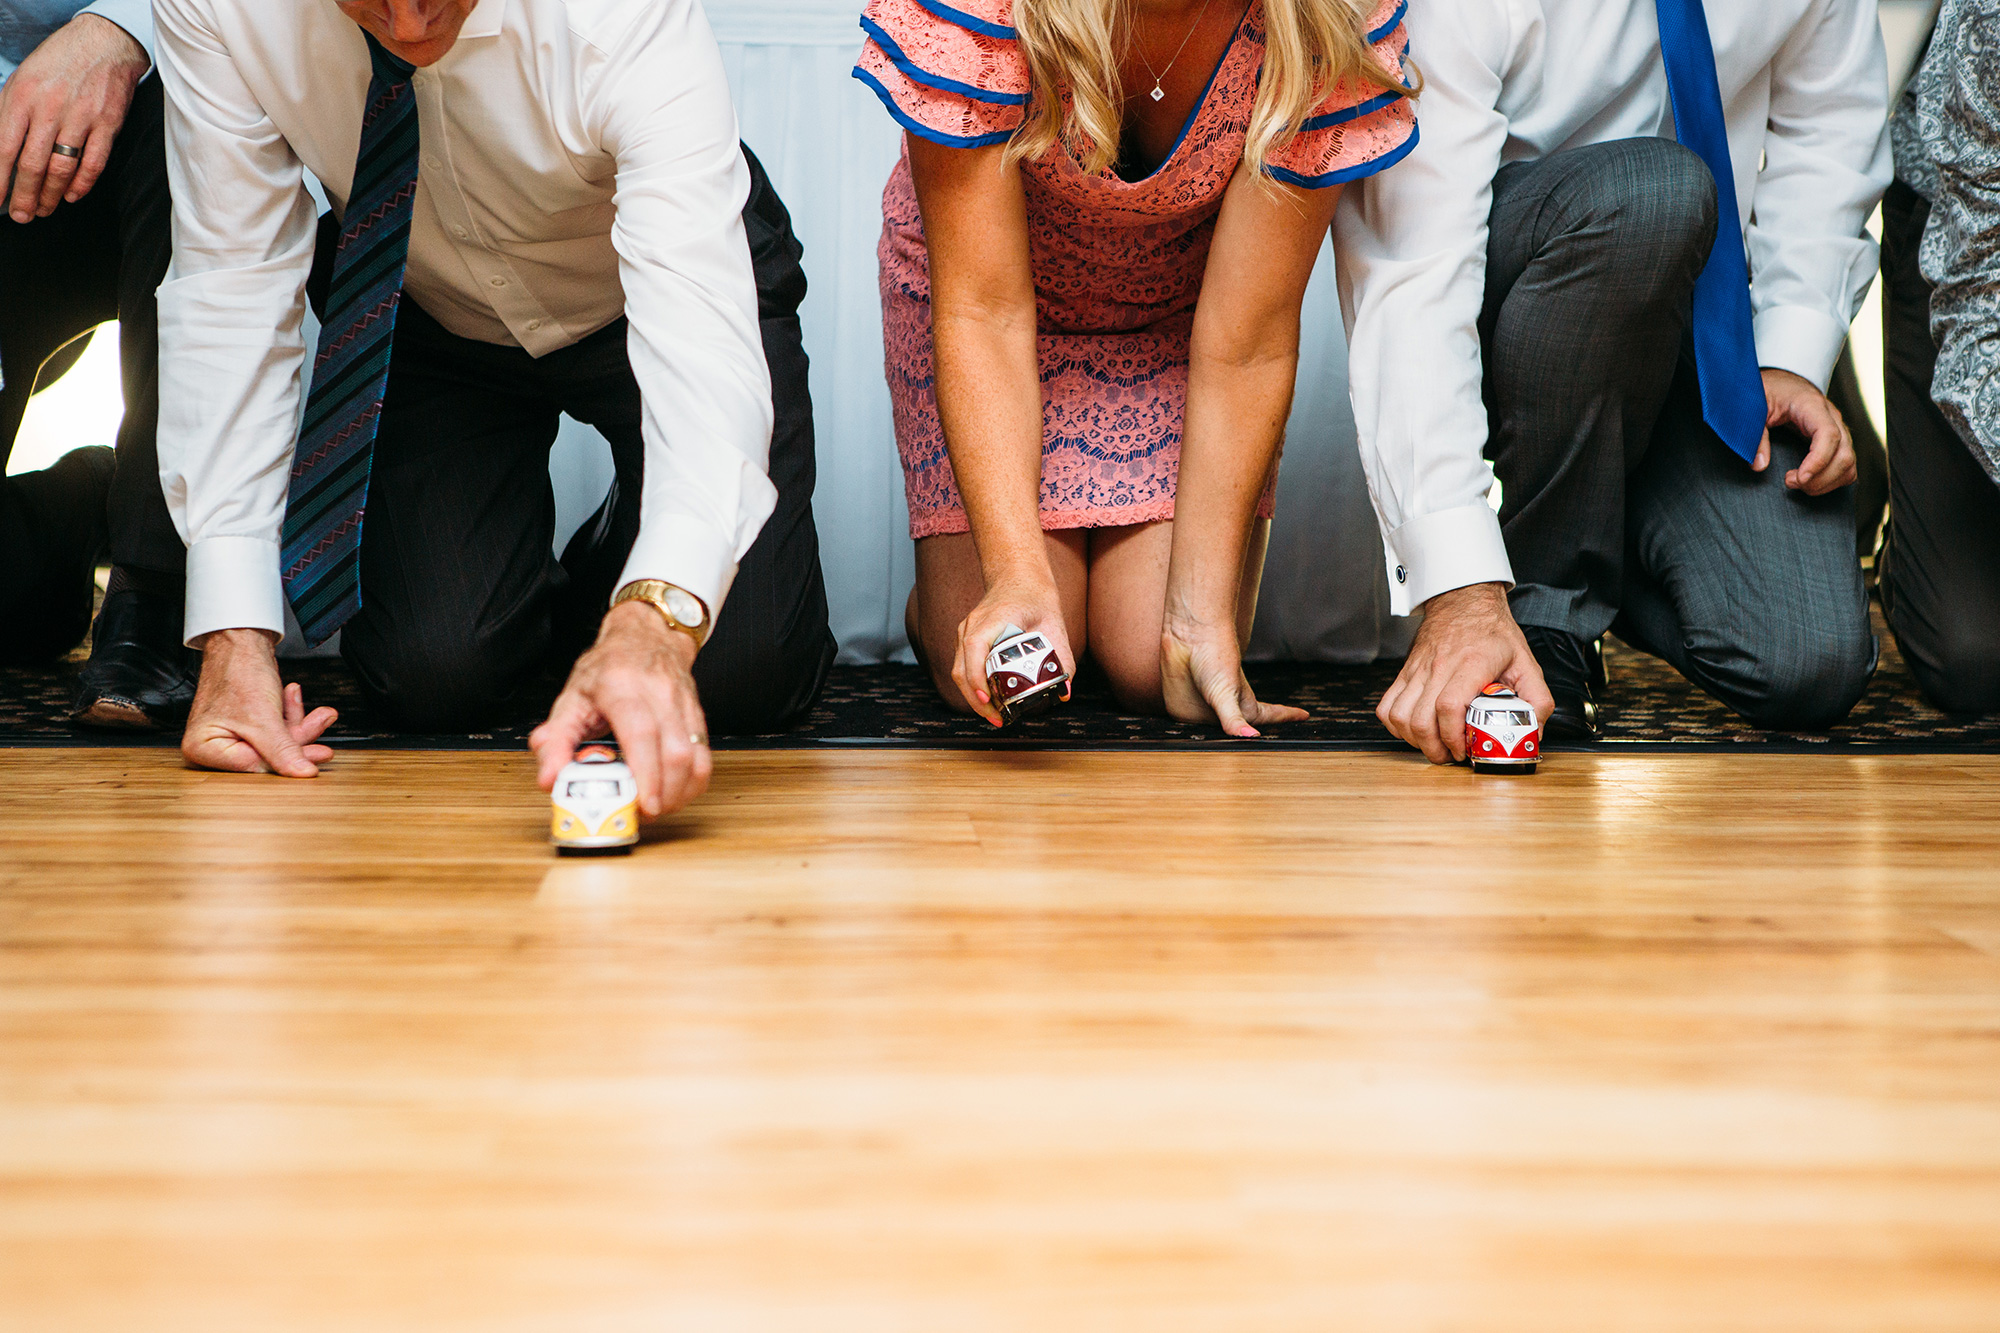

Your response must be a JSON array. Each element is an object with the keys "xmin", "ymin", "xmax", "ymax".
[
  {"xmin": 984, "ymin": 623, "xmax": 1072, "ymax": 726},
  {"xmin": 550, "ymin": 749, "xmax": 641, "ymax": 853},
  {"xmin": 1465, "ymin": 685, "xmax": 1542, "ymax": 775}
]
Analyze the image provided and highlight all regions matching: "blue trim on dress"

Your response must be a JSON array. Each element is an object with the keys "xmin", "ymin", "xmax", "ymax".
[
  {"xmin": 1265, "ymin": 119, "xmax": 1419, "ymax": 188},
  {"xmin": 851, "ymin": 65, "xmax": 1019, "ymax": 147},
  {"xmin": 1366, "ymin": 0, "xmax": 1408, "ymax": 44},
  {"xmin": 912, "ymin": 0, "xmax": 1018, "ymax": 41},
  {"xmin": 1298, "ymin": 47, "xmax": 1411, "ymax": 131},
  {"xmin": 859, "ymin": 16, "xmax": 1029, "ymax": 105}
]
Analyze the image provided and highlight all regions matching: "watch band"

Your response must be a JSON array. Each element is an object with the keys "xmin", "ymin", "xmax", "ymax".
[{"xmin": 611, "ymin": 579, "xmax": 710, "ymax": 650}]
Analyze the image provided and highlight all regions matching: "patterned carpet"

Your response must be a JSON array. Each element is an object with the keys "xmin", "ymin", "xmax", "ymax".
[{"xmin": 3, "ymin": 603, "xmax": 1995, "ymax": 752}]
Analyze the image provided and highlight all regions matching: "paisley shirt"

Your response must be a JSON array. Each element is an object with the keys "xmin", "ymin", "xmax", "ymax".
[{"xmin": 1893, "ymin": 0, "xmax": 2000, "ymax": 485}]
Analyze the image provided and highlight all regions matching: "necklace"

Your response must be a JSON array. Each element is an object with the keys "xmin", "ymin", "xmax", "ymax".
[{"xmin": 1133, "ymin": 0, "xmax": 1219, "ymax": 102}]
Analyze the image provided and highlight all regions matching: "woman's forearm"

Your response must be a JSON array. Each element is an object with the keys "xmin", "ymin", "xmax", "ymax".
[
  {"xmin": 1169, "ymin": 340, "xmax": 1298, "ymax": 631},
  {"xmin": 932, "ymin": 304, "xmax": 1051, "ymax": 589},
  {"xmin": 1169, "ymin": 169, "xmax": 1342, "ymax": 638}
]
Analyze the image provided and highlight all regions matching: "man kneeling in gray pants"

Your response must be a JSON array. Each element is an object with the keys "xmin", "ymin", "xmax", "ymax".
[{"xmin": 1339, "ymin": 0, "xmax": 1891, "ymax": 754}]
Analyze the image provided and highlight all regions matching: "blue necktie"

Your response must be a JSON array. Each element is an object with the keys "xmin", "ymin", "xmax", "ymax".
[
  {"xmin": 1655, "ymin": 0, "xmax": 1767, "ymax": 462},
  {"xmin": 281, "ymin": 36, "xmax": 420, "ymax": 645}
]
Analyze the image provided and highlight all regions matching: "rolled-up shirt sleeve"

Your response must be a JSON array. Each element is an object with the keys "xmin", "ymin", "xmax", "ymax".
[
  {"xmin": 153, "ymin": 0, "xmax": 319, "ymax": 644},
  {"xmin": 587, "ymin": 0, "xmax": 775, "ymax": 619},
  {"xmin": 1332, "ymin": 0, "xmax": 1529, "ymax": 617},
  {"xmin": 1749, "ymin": 0, "xmax": 1893, "ymax": 389},
  {"xmin": 78, "ymin": 0, "xmax": 154, "ymax": 66}
]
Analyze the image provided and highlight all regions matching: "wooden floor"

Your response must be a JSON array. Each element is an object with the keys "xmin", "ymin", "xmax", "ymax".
[{"xmin": 2, "ymin": 748, "xmax": 1997, "ymax": 1331}]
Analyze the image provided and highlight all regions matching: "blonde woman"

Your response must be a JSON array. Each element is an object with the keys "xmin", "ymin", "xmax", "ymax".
[{"xmin": 854, "ymin": 0, "xmax": 1416, "ymax": 731}]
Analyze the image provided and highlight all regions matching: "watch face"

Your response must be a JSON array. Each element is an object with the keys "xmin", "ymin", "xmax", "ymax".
[{"xmin": 663, "ymin": 586, "xmax": 706, "ymax": 627}]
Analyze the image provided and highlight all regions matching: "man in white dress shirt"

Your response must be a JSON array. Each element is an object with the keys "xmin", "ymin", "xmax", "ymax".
[
  {"xmin": 1339, "ymin": 0, "xmax": 1892, "ymax": 757},
  {"xmin": 156, "ymin": 0, "xmax": 833, "ymax": 817}
]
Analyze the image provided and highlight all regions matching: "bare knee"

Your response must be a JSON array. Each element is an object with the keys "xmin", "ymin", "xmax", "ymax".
[
  {"xmin": 927, "ymin": 660, "xmax": 977, "ymax": 714},
  {"xmin": 1092, "ymin": 625, "xmax": 1163, "ymax": 714}
]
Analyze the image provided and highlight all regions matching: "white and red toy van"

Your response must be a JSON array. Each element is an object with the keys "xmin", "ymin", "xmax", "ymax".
[
  {"xmin": 1465, "ymin": 685, "xmax": 1542, "ymax": 774},
  {"xmin": 550, "ymin": 745, "xmax": 640, "ymax": 853},
  {"xmin": 985, "ymin": 623, "xmax": 1070, "ymax": 725}
]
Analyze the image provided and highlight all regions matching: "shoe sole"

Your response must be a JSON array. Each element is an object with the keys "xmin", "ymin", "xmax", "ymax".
[{"xmin": 71, "ymin": 696, "xmax": 167, "ymax": 732}]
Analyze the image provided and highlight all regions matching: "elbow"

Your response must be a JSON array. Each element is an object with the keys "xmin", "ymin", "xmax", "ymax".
[
  {"xmin": 1191, "ymin": 301, "xmax": 1303, "ymax": 372},
  {"xmin": 931, "ymin": 289, "xmax": 1037, "ymax": 341},
  {"xmin": 1191, "ymin": 330, "xmax": 1301, "ymax": 374}
]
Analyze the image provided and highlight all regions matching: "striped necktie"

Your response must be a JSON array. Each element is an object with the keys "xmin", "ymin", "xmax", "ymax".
[
  {"xmin": 1654, "ymin": 0, "xmax": 1767, "ymax": 463},
  {"xmin": 281, "ymin": 35, "xmax": 421, "ymax": 646}
]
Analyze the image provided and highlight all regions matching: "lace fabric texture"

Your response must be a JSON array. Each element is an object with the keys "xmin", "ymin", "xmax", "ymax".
[{"xmin": 859, "ymin": 0, "xmax": 1417, "ymax": 537}]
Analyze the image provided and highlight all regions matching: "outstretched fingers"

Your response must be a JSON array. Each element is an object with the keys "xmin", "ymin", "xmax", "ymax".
[
  {"xmin": 1242, "ymin": 687, "xmax": 1308, "ymax": 728},
  {"xmin": 282, "ymin": 682, "xmax": 338, "ymax": 765}
]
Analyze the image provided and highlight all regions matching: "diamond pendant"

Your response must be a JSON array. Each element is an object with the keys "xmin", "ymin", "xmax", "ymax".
[{"xmin": 1149, "ymin": 83, "xmax": 1165, "ymax": 101}]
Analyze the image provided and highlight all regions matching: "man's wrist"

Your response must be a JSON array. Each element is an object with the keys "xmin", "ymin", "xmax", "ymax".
[
  {"xmin": 602, "ymin": 600, "xmax": 699, "ymax": 667},
  {"xmin": 1419, "ymin": 581, "xmax": 1511, "ymax": 621},
  {"xmin": 193, "ymin": 626, "xmax": 281, "ymax": 655},
  {"xmin": 70, "ymin": 11, "xmax": 149, "ymax": 66}
]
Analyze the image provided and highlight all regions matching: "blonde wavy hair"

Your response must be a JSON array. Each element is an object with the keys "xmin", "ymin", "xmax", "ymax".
[{"xmin": 1006, "ymin": 0, "xmax": 1416, "ymax": 178}]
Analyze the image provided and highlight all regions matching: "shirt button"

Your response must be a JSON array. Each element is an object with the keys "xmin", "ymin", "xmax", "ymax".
[
  {"xmin": 452, "ymin": 225, "xmax": 469, "ymax": 240},
  {"xmin": 526, "ymin": 319, "xmax": 543, "ymax": 332},
  {"xmin": 1395, "ymin": 565, "xmax": 1408, "ymax": 584},
  {"xmin": 423, "ymin": 154, "xmax": 440, "ymax": 171},
  {"xmin": 489, "ymin": 276, "xmax": 507, "ymax": 288}
]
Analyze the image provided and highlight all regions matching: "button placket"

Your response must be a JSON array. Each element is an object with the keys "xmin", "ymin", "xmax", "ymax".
[{"xmin": 416, "ymin": 68, "xmax": 559, "ymax": 350}]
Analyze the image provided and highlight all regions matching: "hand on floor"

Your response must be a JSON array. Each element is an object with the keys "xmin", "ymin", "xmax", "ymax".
[
  {"xmin": 1160, "ymin": 615, "xmax": 1307, "ymax": 739},
  {"xmin": 1377, "ymin": 583, "xmax": 1553, "ymax": 764},
  {"xmin": 181, "ymin": 629, "xmax": 337, "ymax": 777}
]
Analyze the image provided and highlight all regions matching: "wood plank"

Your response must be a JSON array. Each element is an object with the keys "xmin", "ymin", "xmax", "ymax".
[{"xmin": 2, "ymin": 750, "xmax": 1997, "ymax": 1331}]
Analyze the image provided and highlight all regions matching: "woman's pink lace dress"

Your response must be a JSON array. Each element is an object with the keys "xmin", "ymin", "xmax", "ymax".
[{"xmin": 853, "ymin": 0, "xmax": 1417, "ymax": 538}]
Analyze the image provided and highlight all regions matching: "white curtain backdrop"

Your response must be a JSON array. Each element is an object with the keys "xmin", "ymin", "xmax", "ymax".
[{"xmin": 555, "ymin": 0, "xmax": 1413, "ymax": 665}]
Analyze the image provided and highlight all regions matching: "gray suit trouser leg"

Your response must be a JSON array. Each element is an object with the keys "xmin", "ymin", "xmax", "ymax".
[
  {"xmin": 1876, "ymin": 179, "xmax": 2000, "ymax": 713},
  {"xmin": 1482, "ymin": 138, "xmax": 1875, "ymax": 730}
]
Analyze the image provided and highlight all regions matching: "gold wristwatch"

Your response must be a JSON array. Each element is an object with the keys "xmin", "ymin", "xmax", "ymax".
[{"xmin": 611, "ymin": 579, "xmax": 711, "ymax": 650}]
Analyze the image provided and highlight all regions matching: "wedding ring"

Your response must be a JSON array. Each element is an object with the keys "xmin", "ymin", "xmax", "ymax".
[
  {"xmin": 50, "ymin": 143, "xmax": 83, "ymax": 160},
  {"xmin": 689, "ymin": 733, "xmax": 709, "ymax": 748}
]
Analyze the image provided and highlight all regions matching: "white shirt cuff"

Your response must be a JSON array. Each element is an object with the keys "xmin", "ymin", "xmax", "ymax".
[
  {"xmin": 1385, "ymin": 502, "xmax": 1515, "ymax": 617},
  {"xmin": 616, "ymin": 517, "xmax": 740, "ymax": 628},
  {"xmin": 184, "ymin": 535, "xmax": 285, "ymax": 647},
  {"xmin": 1754, "ymin": 305, "xmax": 1852, "ymax": 392}
]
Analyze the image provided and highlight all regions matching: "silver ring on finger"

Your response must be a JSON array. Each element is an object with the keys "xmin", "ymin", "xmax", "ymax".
[
  {"xmin": 50, "ymin": 143, "xmax": 83, "ymax": 160},
  {"xmin": 689, "ymin": 733, "xmax": 709, "ymax": 748}
]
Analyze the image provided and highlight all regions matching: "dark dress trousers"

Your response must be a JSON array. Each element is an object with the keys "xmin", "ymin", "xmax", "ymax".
[
  {"xmin": 0, "ymin": 74, "xmax": 181, "ymax": 652},
  {"xmin": 1876, "ymin": 179, "xmax": 2000, "ymax": 713},
  {"xmin": 306, "ymin": 146, "xmax": 835, "ymax": 734}
]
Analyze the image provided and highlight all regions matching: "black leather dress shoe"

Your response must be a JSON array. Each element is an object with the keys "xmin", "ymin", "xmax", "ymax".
[
  {"xmin": 1521, "ymin": 625, "xmax": 1602, "ymax": 744},
  {"xmin": 1, "ymin": 446, "xmax": 114, "ymax": 665},
  {"xmin": 72, "ymin": 588, "xmax": 201, "ymax": 731}
]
